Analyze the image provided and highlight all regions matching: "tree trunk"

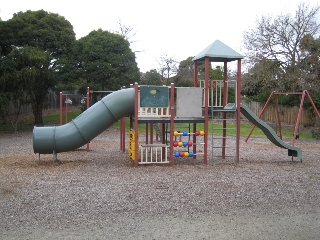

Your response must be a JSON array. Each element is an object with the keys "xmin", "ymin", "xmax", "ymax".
[{"xmin": 33, "ymin": 100, "xmax": 44, "ymax": 125}]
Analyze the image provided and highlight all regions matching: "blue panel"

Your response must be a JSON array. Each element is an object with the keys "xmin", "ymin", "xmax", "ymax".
[{"xmin": 140, "ymin": 86, "xmax": 169, "ymax": 107}]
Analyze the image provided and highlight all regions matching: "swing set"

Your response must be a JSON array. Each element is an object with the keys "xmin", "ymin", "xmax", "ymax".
[{"xmin": 245, "ymin": 90, "xmax": 320, "ymax": 145}]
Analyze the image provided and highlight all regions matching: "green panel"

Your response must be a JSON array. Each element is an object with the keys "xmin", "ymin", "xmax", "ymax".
[{"xmin": 140, "ymin": 86, "xmax": 169, "ymax": 107}]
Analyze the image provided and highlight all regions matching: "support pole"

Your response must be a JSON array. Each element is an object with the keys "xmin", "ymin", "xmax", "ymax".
[
  {"xmin": 134, "ymin": 83, "xmax": 139, "ymax": 167},
  {"xmin": 274, "ymin": 94, "xmax": 283, "ymax": 139},
  {"xmin": 65, "ymin": 96, "xmax": 68, "ymax": 123},
  {"xmin": 169, "ymin": 83, "xmax": 175, "ymax": 165},
  {"xmin": 305, "ymin": 91, "xmax": 320, "ymax": 119},
  {"xmin": 236, "ymin": 59, "xmax": 242, "ymax": 164},
  {"xmin": 204, "ymin": 57, "xmax": 209, "ymax": 164},
  {"xmin": 86, "ymin": 87, "xmax": 90, "ymax": 152},
  {"xmin": 193, "ymin": 61, "xmax": 198, "ymax": 160},
  {"xmin": 162, "ymin": 123, "xmax": 166, "ymax": 159},
  {"xmin": 52, "ymin": 150, "xmax": 57, "ymax": 163},
  {"xmin": 193, "ymin": 123, "xmax": 197, "ymax": 159},
  {"xmin": 292, "ymin": 91, "xmax": 306, "ymax": 145},
  {"xmin": 130, "ymin": 115, "xmax": 133, "ymax": 130},
  {"xmin": 150, "ymin": 123, "xmax": 153, "ymax": 144},
  {"xmin": 59, "ymin": 92, "xmax": 63, "ymax": 125},
  {"xmin": 120, "ymin": 117, "xmax": 124, "ymax": 151},
  {"xmin": 146, "ymin": 123, "xmax": 149, "ymax": 144},
  {"xmin": 120, "ymin": 117, "xmax": 123, "ymax": 151},
  {"xmin": 222, "ymin": 61, "xmax": 228, "ymax": 159},
  {"xmin": 120, "ymin": 86, "xmax": 126, "ymax": 152},
  {"xmin": 122, "ymin": 117, "xmax": 126, "ymax": 151}
]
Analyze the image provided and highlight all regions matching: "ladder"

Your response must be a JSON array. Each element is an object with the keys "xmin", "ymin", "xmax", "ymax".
[{"xmin": 211, "ymin": 103, "xmax": 237, "ymax": 162}]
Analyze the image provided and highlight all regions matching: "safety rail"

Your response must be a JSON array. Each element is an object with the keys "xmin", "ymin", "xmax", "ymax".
[
  {"xmin": 138, "ymin": 107, "xmax": 170, "ymax": 118},
  {"xmin": 199, "ymin": 79, "xmax": 224, "ymax": 107},
  {"xmin": 139, "ymin": 144, "xmax": 169, "ymax": 164}
]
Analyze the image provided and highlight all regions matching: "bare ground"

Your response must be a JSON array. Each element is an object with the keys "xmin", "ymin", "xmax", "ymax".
[{"xmin": 0, "ymin": 129, "xmax": 319, "ymax": 239}]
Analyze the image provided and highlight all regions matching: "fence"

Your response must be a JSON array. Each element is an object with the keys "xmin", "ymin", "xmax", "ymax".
[
  {"xmin": 242, "ymin": 100, "xmax": 315, "ymax": 126},
  {"xmin": 6, "ymin": 91, "xmax": 317, "ymax": 126},
  {"xmin": 7, "ymin": 90, "xmax": 83, "ymax": 115}
]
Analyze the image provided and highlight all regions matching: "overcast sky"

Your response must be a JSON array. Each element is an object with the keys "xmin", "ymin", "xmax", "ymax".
[{"xmin": 1, "ymin": 0, "xmax": 319, "ymax": 72}]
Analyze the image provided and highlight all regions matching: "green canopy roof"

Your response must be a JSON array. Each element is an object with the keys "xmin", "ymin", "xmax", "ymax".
[{"xmin": 193, "ymin": 40, "xmax": 244, "ymax": 62}]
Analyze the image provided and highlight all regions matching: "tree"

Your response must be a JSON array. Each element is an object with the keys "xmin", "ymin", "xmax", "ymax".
[
  {"xmin": 157, "ymin": 53, "xmax": 178, "ymax": 84},
  {"xmin": 73, "ymin": 29, "xmax": 140, "ymax": 92},
  {"xmin": 114, "ymin": 19, "xmax": 136, "ymax": 45},
  {"xmin": 113, "ymin": 19, "xmax": 143, "ymax": 54},
  {"xmin": 141, "ymin": 69, "xmax": 162, "ymax": 85},
  {"xmin": 243, "ymin": 2, "xmax": 320, "ymax": 92},
  {"xmin": 0, "ymin": 46, "xmax": 49, "ymax": 132},
  {"xmin": 299, "ymin": 34, "xmax": 320, "ymax": 89},
  {"xmin": 177, "ymin": 56, "xmax": 194, "ymax": 81},
  {"xmin": 172, "ymin": 75, "xmax": 193, "ymax": 87},
  {"xmin": 299, "ymin": 34, "xmax": 320, "ymax": 109},
  {"xmin": 0, "ymin": 10, "xmax": 75, "ymax": 124},
  {"xmin": 210, "ymin": 65, "xmax": 223, "ymax": 80},
  {"xmin": 242, "ymin": 58, "xmax": 284, "ymax": 96}
]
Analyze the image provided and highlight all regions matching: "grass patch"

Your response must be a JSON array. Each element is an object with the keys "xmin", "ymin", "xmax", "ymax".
[
  {"xmin": 42, "ymin": 110, "xmax": 82, "ymax": 125},
  {"xmin": 0, "ymin": 109, "xmax": 316, "ymax": 140},
  {"xmin": 0, "ymin": 109, "xmax": 82, "ymax": 132},
  {"xmin": 113, "ymin": 119, "xmax": 314, "ymax": 140}
]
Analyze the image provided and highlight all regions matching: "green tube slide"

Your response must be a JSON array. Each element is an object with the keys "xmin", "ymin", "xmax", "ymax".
[{"xmin": 33, "ymin": 88, "xmax": 134, "ymax": 154}]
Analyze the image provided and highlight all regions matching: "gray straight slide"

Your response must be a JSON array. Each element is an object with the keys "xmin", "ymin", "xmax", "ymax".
[
  {"xmin": 240, "ymin": 103, "xmax": 302, "ymax": 160},
  {"xmin": 33, "ymin": 88, "xmax": 134, "ymax": 154}
]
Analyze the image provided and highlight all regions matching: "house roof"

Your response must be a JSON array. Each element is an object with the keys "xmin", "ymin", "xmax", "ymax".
[{"xmin": 192, "ymin": 40, "xmax": 244, "ymax": 62}]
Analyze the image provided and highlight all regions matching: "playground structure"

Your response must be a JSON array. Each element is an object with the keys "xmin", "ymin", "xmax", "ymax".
[
  {"xmin": 125, "ymin": 83, "xmax": 208, "ymax": 166},
  {"xmin": 33, "ymin": 40, "xmax": 304, "ymax": 165}
]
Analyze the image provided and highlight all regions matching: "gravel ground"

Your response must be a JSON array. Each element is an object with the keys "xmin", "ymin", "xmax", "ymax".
[{"xmin": 0, "ymin": 128, "xmax": 319, "ymax": 240}]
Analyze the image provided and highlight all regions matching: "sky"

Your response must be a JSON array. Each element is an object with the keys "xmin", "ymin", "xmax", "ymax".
[{"xmin": 1, "ymin": 0, "xmax": 319, "ymax": 72}]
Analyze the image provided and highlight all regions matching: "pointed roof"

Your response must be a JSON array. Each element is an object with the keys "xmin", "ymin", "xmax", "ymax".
[{"xmin": 192, "ymin": 40, "xmax": 244, "ymax": 62}]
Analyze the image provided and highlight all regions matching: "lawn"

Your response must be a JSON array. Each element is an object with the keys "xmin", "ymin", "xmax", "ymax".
[{"xmin": 0, "ymin": 109, "xmax": 316, "ymax": 140}]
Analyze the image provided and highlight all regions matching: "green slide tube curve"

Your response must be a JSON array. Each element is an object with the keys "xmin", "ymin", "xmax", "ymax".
[{"xmin": 33, "ymin": 88, "xmax": 134, "ymax": 154}]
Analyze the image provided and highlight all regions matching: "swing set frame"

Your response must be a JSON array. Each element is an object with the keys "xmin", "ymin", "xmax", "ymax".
[{"xmin": 245, "ymin": 90, "xmax": 320, "ymax": 145}]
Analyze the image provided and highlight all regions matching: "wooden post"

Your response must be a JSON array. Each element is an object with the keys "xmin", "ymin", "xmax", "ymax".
[
  {"xmin": 59, "ymin": 92, "xmax": 62, "ymax": 125},
  {"xmin": 222, "ymin": 61, "xmax": 228, "ymax": 159},
  {"xmin": 170, "ymin": 83, "xmax": 175, "ymax": 165},
  {"xmin": 292, "ymin": 91, "xmax": 306, "ymax": 145},
  {"xmin": 274, "ymin": 94, "xmax": 283, "ymax": 139},
  {"xmin": 204, "ymin": 57, "xmax": 209, "ymax": 164},
  {"xmin": 86, "ymin": 87, "xmax": 90, "ymax": 152},
  {"xmin": 65, "ymin": 96, "xmax": 68, "ymax": 123},
  {"xmin": 236, "ymin": 59, "xmax": 241, "ymax": 164},
  {"xmin": 134, "ymin": 83, "xmax": 139, "ymax": 167}
]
